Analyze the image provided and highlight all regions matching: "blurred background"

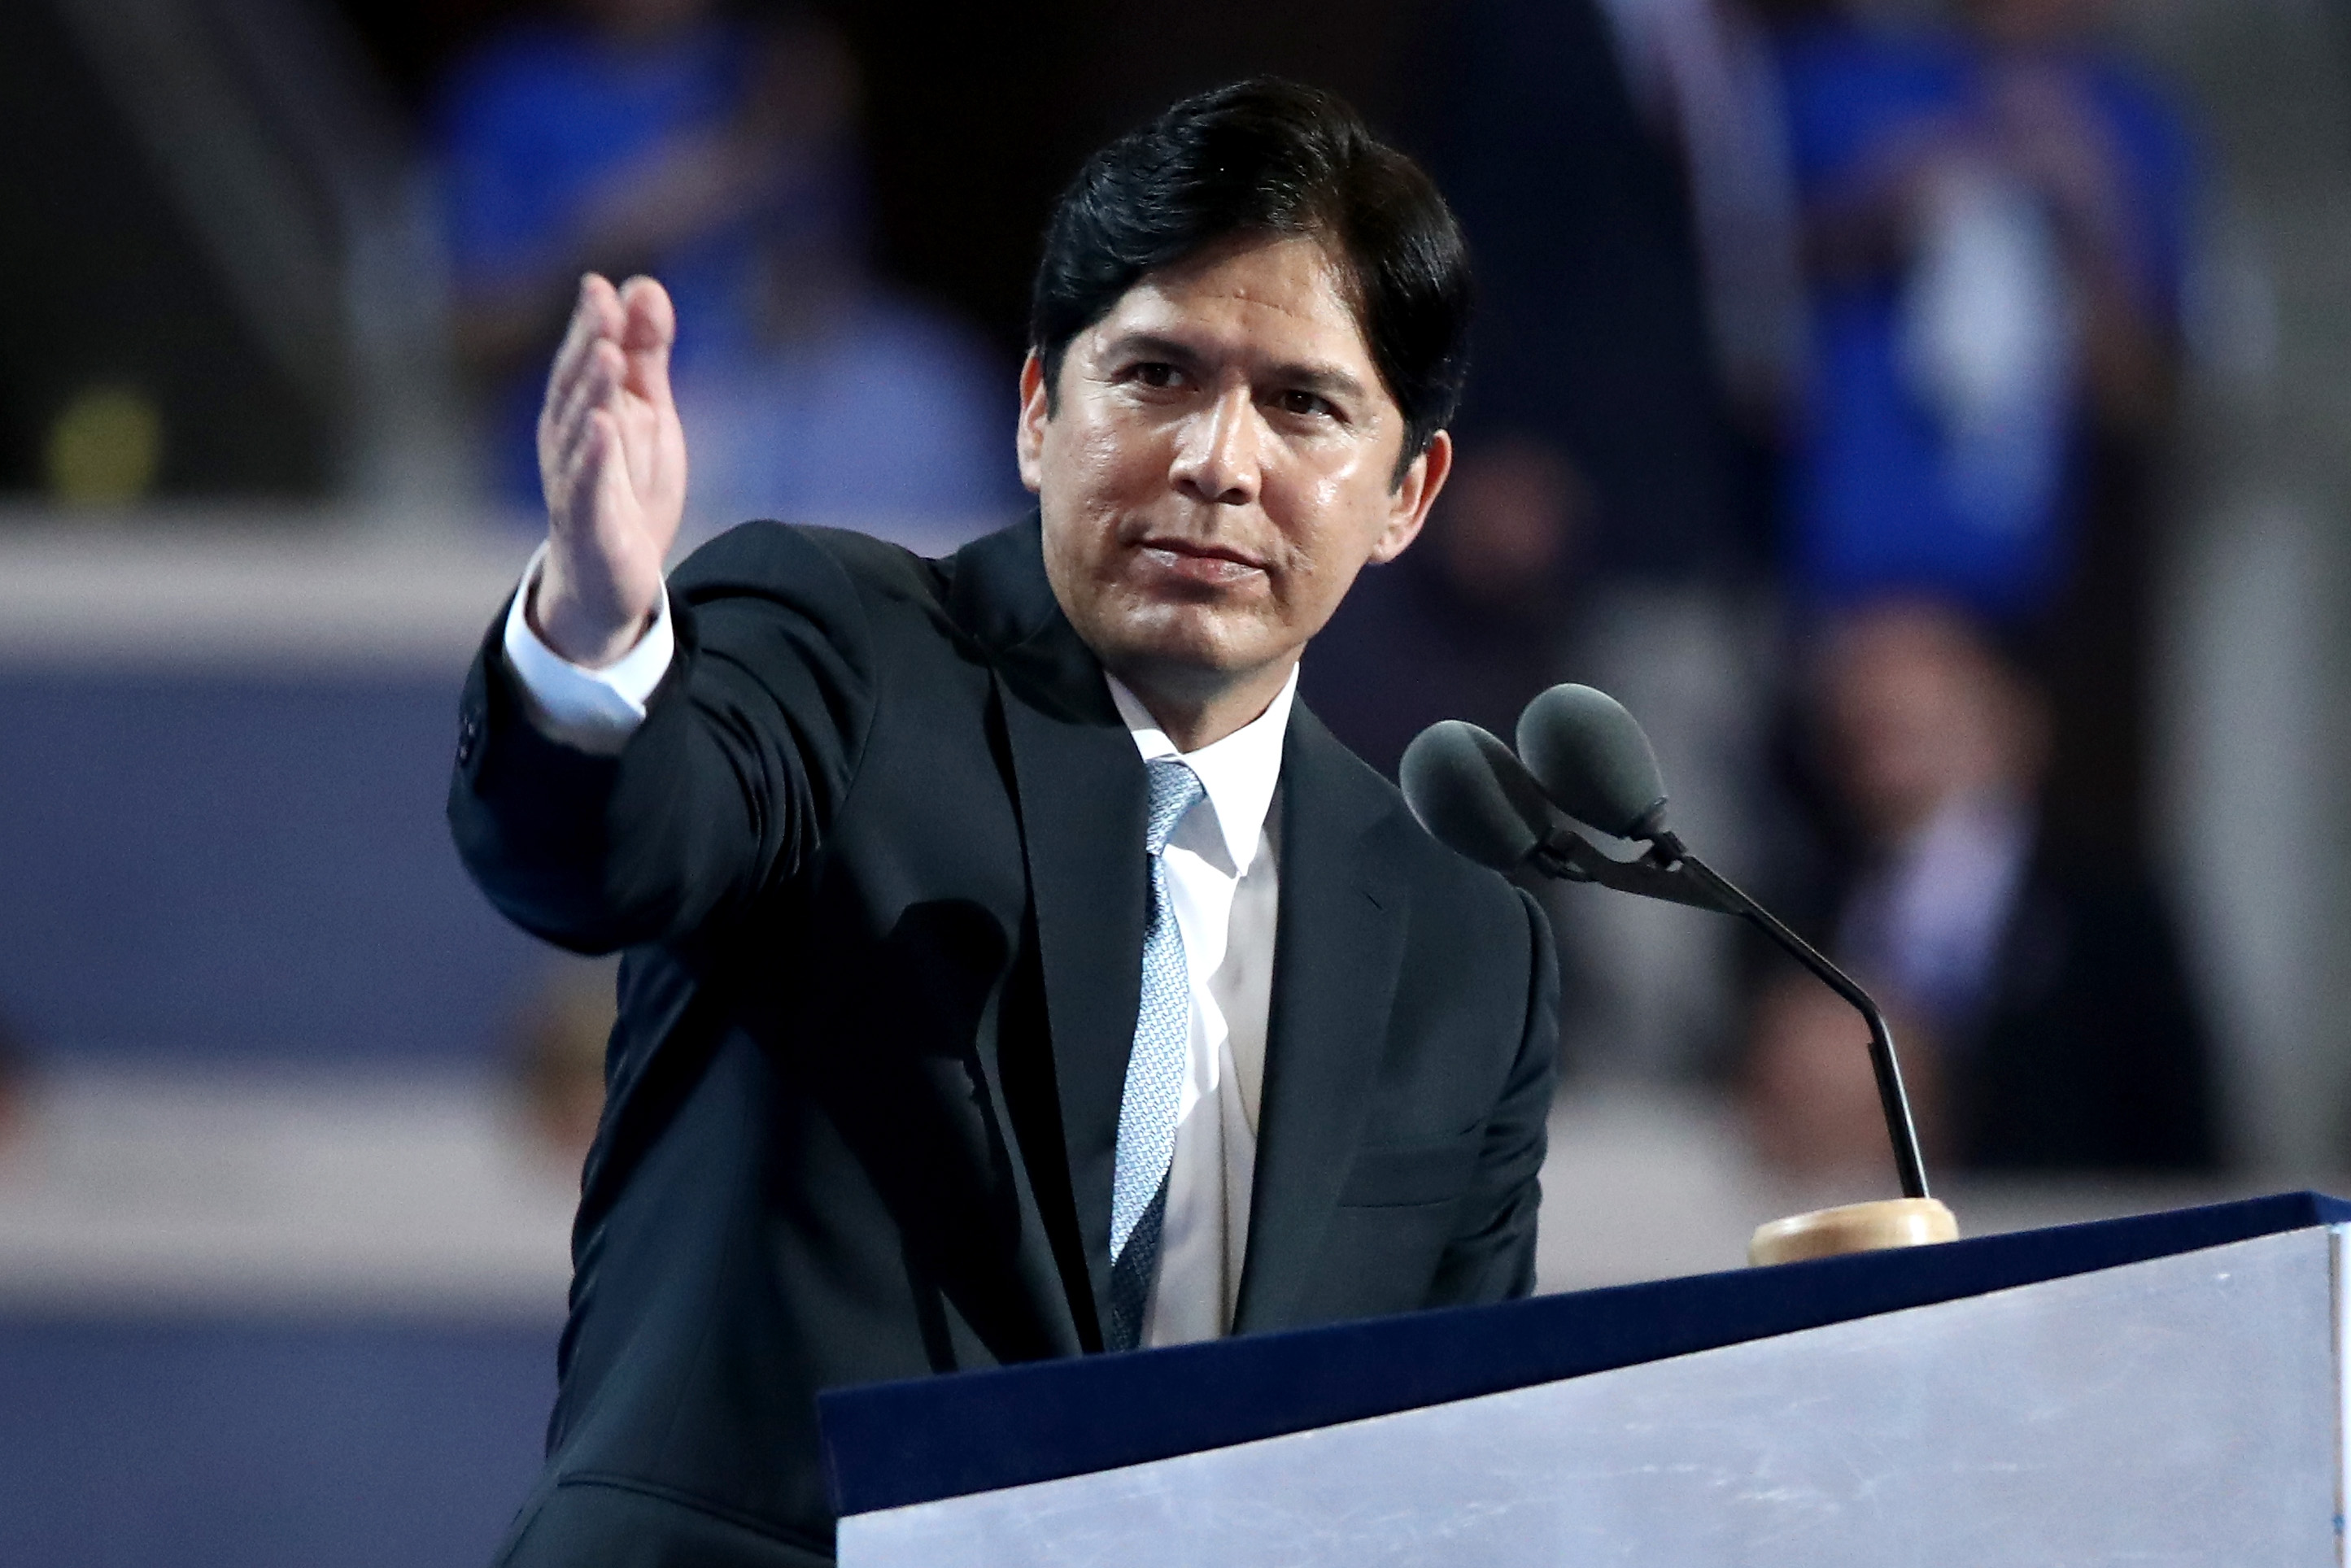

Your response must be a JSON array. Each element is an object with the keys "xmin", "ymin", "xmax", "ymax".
[{"xmin": 2, "ymin": 0, "xmax": 2349, "ymax": 1560}]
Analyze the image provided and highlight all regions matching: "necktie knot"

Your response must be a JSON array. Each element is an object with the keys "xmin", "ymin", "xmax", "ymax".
[{"xmin": 1144, "ymin": 758, "xmax": 1205, "ymax": 858}]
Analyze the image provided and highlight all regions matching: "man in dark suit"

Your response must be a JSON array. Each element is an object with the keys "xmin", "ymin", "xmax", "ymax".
[
  {"xmin": 1745, "ymin": 596, "xmax": 2216, "ymax": 1178},
  {"xmin": 451, "ymin": 81, "xmax": 1557, "ymax": 1566}
]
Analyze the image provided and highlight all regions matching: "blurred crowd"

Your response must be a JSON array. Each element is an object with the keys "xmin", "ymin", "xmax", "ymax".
[
  {"xmin": 1311, "ymin": 0, "xmax": 2218, "ymax": 1181},
  {"xmin": 434, "ymin": 0, "xmax": 1022, "ymax": 534},
  {"xmin": 0, "ymin": 0, "xmax": 2231, "ymax": 1184}
]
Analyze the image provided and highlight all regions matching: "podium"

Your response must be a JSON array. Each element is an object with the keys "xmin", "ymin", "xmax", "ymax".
[{"xmin": 821, "ymin": 1192, "xmax": 2351, "ymax": 1566}]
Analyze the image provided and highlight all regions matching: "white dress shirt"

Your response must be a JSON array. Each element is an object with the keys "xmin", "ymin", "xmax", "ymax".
[
  {"xmin": 499, "ymin": 552, "xmax": 1285, "ymax": 1347},
  {"xmin": 499, "ymin": 544, "xmax": 676, "ymax": 756},
  {"xmin": 1838, "ymin": 791, "xmax": 2034, "ymax": 1037}
]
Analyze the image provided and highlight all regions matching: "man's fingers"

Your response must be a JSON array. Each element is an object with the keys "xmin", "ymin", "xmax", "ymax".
[
  {"xmin": 589, "ymin": 412, "xmax": 649, "ymax": 551},
  {"xmin": 546, "ymin": 419, "xmax": 602, "ymax": 543},
  {"xmin": 545, "ymin": 340, "xmax": 625, "ymax": 514},
  {"xmin": 546, "ymin": 278, "xmax": 606, "ymax": 386},
  {"xmin": 558, "ymin": 410, "xmax": 661, "ymax": 598},
  {"xmin": 569, "ymin": 412, "xmax": 614, "ymax": 503},
  {"xmin": 541, "ymin": 359, "xmax": 617, "ymax": 513},
  {"xmin": 578, "ymin": 272, "xmax": 626, "ymax": 342},
  {"xmin": 542, "ymin": 275, "xmax": 627, "ymax": 433},
  {"xmin": 615, "ymin": 276, "xmax": 679, "ymax": 407},
  {"xmin": 554, "ymin": 375, "xmax": 628, "ymax": 500},
  {"xmin": 615, "ymin": 276, "xmax": 675, "ymax": 352},
  {"xmin": 547, "ymin": 340, "xmax": 624, "ymax": 463},
  {"xmin": 552, "ymin": 409, "xmax": 623, "ymax": 538}
]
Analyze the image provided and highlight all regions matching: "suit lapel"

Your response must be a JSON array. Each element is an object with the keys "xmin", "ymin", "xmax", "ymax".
[
  {"xmin": 948, "ymin": 521, "xmax": 1410, "ymax": 1341},
  {"xmin": 963, "ymin": 523, "xmax": 1148, "ymax": 1348},
  {"xmin": 1234, "ymin": 706, "xmax": 1406, "ymax": 1332}
]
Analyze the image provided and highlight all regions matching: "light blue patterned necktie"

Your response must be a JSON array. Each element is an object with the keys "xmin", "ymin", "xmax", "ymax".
[{"xmin": 1104, "ymin": 756, "xmax": 1206, "ymax": 1351}]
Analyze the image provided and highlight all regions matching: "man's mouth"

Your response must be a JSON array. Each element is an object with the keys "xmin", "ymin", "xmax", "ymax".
[{"xmin": 1134, "ymin": 538, "xmax": 1268, "ymax": 586}]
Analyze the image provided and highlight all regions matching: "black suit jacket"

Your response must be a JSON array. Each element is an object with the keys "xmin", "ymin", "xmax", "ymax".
[
  {"xmin": 449, "ymin": 517, "xmax": 1557, "ymax": 1566},
  {"xmin": 1956, "ymin": 851, "xmax": 2218, "ymax": 1173}
]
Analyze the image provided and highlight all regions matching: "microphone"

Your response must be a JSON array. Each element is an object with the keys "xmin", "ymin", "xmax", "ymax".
[
  {"xmin": 1514, "ymin": 682, "xmax": 1668, "ymax": 841},
  {"xmin": 1510, "ymin": 684, "xmax": 1934, "ymax": 1204},
  {"xmin": 1398, "ymin": 721, "xmax": 1558, "ymax": 873},
  {"xmin": 1402, "ymin": 715, "xmax": 1723, "ymax": 909}
]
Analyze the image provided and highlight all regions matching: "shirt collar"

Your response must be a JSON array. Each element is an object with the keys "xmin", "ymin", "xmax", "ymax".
[
  {"xmin": 1895, "ymin": 789, "xmax": 2035, "ymax": 879},
  {"xmin": 1105, "ymin": 665, "xmax": 1295, "ymax": 876}
]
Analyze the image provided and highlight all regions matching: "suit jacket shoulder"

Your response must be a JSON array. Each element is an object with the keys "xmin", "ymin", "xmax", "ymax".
[{"xmin": 451, "ymin": 519, "xmax": 1066, "ymax": 956}]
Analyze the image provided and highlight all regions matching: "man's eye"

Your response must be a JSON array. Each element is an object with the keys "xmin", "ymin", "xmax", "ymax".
[
  {"xmin": 1130, "ymin": 362, "xmax": 1183, "ymax": 389},
  {"xmin": 1278, "ymin": 389, "xmax": 1337, "ymax": 418}
]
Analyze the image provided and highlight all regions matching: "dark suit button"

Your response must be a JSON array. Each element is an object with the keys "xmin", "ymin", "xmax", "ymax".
[{"xmin": 456, "ymin": 712, "xmax": 482, "ymax": 767}]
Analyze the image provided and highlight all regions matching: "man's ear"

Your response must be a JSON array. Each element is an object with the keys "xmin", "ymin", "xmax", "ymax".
[
  {"xmin": 1368, "ymin": 428, "xmax": 1453, "ymax": 564},
  {"xmin": 1016, "ymin": 352, "xmax": 1049, "ymax": 494}
]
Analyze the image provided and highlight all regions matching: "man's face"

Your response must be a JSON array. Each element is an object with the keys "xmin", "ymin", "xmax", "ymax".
[
  {"xmin": 1017, "ymin": 234, "xmax": 1449, "ymax": 703},
  {"xmin": 1817, "ymin": 602, "xmax": 2042, "ymax": 845}
]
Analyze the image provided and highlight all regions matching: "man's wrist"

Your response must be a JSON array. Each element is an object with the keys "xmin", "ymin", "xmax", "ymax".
[
  {"xmin": 529, "ymin": 555, "xmax": 659, "ymax": 671},
  {"xmin": 501, "ymin": 543, "xmax": 676, "ymax": 755}
]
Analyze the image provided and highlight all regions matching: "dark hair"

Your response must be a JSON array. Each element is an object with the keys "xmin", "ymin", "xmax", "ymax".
[{"xmin": 1029, "ymin": 78, "xmax": 1472, "ymax": 486}]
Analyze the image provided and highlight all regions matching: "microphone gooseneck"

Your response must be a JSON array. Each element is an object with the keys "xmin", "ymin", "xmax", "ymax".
[
  {"xmin": 1641, "ymin": 828, "xmax": 1930, "ymax": 1203},
  {"xmin": 1478, "ymin": 685, "xmax": 1934, "ymax": 1203}
]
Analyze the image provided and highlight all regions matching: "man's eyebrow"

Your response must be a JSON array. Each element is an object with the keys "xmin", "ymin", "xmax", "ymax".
[
  {"xmin": 1101, "ymin": 331, "xmax": 1206, "ymax": 367},
  {"xmin": 1270, "ymin": 363, "xmax": 1369, "ymax": 401},
  {"xmin": 1101, "ymin": 332, "xmax": 1369, "ymax": 400}
]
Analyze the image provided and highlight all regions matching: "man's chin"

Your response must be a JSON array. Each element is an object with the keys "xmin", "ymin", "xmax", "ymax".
[
  {"xmin": 1118, "ymin": 601, "xmax": 1254, "ymax": 655},
  {"xmin": 1091, "ymin": 614, "xmax": 1278, "ymax": 691}
]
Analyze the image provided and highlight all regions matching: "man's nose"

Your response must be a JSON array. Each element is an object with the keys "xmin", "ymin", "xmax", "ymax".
[{"xmin": 1171, "ymin": 385, "xmax": 1263, "ymax": 506}]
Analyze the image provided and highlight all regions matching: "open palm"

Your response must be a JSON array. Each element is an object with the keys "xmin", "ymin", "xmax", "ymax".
[{"xmin": 534, "ymin": 274, "xmax": 689, "ymax": 668}]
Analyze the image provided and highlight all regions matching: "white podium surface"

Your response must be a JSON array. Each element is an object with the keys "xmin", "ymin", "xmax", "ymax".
[{"xmin": 840, "ymin": 1226, "xmax": 2350, "ymax": 1566}]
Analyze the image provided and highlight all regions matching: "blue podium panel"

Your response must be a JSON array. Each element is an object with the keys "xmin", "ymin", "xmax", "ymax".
[{"xmin": 825, "ymin": 1196, "xmax": 2351, "ymax": 1566}]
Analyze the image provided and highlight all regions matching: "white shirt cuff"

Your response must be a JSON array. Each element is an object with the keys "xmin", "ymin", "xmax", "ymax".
[{"xmin": 500, "ymin": 542, "xmax": 676, "ymax": 756}]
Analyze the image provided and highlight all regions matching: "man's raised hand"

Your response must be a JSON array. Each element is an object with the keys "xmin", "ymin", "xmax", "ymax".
[{"xmin": 533, "ymin": 274, "xmax": 688, "ymax": 668}]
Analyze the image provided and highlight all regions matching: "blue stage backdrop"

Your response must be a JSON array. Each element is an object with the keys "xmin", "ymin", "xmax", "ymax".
[
  {"xmin": 0, "ymin": 1313, "xmax": 556, "ymax": 1567},
  {"xmin": 0, "ymin": 670, "xmax": 549, "ymax": 1065}
]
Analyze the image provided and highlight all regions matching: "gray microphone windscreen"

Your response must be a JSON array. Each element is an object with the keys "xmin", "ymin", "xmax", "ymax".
[
  {"xmin": 1515, "ymin": 684, "xmax": 1668, "ymax": 839},
  {"xmin": 1400, "ymin": 720, "xmax": 1556, "ymax": 872}
]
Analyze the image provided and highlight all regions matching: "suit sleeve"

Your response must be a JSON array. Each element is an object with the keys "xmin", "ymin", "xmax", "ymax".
[
  {"xmin": 1429, "ymin": 886, "xmax": 1559, "ymax": 1304},
  {"xmin": 447, "ymin": 523, "xmax": 880, "ymax": 955}
]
